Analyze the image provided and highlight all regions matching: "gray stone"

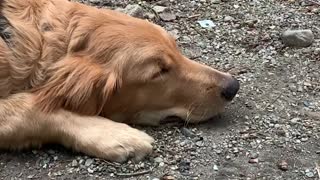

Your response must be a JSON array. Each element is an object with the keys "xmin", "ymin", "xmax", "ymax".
[
  {"xmin": 27, "ymin": 175, "xmax": 35, "ymax": 179},
  {"xmin": 290, "ymin": 117, "xmax": 300, "ymax": 124},
  {"xmin": 71, "ymin": 160, "xmax": 78, "ymax": 167},
  {"xmin": 196, "ymin": 141, "xmax": 204, "ymax": 147},
  {"xmin": 118, "ymin": 4, "xmax": 144, "ymax": 18},
  {"xmin": 154, "ymin": 157, "xmax": 164, "ymax": 163},
  {"xmin": 224, "ymin": 16, "xmax": 234, "ymax": 22},
  {"xmin": 211, "ymin": 0, "xmax": 221, "ymax": 3},
  {"xmin": 159, "ymin": 13, "xmax": 176, "ymax": 21},
  {"xmin": 213, "ymin": 164, "xmax": 219, "ymax": 171},
  {"xmin": 305, "ymin": 169, "xmax": 314, "ymax": 178},
  {"xmin": 146, "ymin": 13, "xmax": 156, "ymax": 19},
  {"xmin": 85, "ymin": 158, "xmax": 94, "ymax": 167},
  {"xmin": 153, "ymin": 6, "xmax": 167, "ymax": 13},
  {"xmin": 249, "ymin": 158, "xmax": 259, "ymax": 164},
  {"xmin": 278, "ymin": 160, "xmax": 289, "ymax": 171},
  {"xmin": 250, "ymin": 152, "xmax": 259, "ymax": 159},
  {"xmin": 282, "ymin": 29, "xmax": 314, "ymax": 47},
  {"xmin": 87, "ymin": 168, "xmax": 94, "ymax": 173},
  {"xmin": 53, "ymin": 156, "xmax": 58, "ymax": 161}
]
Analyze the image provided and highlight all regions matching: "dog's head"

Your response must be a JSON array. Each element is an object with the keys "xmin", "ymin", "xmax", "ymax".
[{"xmin": 35, "ymin": 8, "xmax": 239, "ymax": 126}]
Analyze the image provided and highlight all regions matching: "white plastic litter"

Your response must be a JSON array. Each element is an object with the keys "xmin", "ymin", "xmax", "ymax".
[{"xmin": 197, "ymin": 20, "xmax": 216, "ymax": 28}]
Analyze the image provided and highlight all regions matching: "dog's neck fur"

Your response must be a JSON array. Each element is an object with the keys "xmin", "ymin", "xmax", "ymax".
[{"xmin": 0, "ymin": 0, "xmax": 73, "ymax": 95}]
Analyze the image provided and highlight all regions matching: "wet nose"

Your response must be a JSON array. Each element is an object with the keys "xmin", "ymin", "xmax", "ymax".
[{"xmin": 221, "ymin": 77, "xmax": 240, "ymax": 101}]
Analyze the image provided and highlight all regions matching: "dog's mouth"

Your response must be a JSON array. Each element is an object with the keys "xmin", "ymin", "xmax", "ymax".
[
  {"xmin": 160, "ymin": 116, "xmax": 184, "ymax": 124},
  {"xmin": 159, "ymin": 115, "xmax": 218, "ymax": 125},
  {"xmin": 130, "ymin": 109, "xmax": 222, "ymax": 126}
]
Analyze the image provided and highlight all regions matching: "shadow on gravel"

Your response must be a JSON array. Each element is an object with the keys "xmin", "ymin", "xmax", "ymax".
[{"xmin": 197, "ymin": 101, "xmax": 248, "ymax": 130}]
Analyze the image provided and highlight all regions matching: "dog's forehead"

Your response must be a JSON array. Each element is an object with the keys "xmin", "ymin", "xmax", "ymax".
[
  {"xmin": 110, "ymin": 19, "xmax": 179, "ymax": 61},
  {"xmin": 128, "ymin": 20, "xmax": 174, "ymax": 44}
]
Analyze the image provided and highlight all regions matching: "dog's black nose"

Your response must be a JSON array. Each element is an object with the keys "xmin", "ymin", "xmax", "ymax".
[{"xmin": 221, "ymin": 77, "xmax": 240, "ymax": 101}]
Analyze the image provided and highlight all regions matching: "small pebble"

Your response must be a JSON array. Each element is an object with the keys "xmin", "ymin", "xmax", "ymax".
[
  {"xmin": 224, "ymin": 16, "xmax": 234, "ymax": 22},
  {"xmin": 196, "ymin": 141, "xmax": 203, "ymax": 147},
  {"xmin": 159, "ymin": 13, "xmax": 176, "ymax": 21},
  {"xmin": 87, "ymin": 168, "xmax": 94, "ymax": 173},
  {"xmin": 290, "ymin": 118, "xmax": 300, "ymax": 124},
  {"xmin": 278, "ymin": 160, "xmax": 289, "ymax": 171},
  {"xmin": 118, "ymin": 4, "xmax": 144, "ymax": 18},
  {"xmin": 27, "ymin": 175, "xmax": 35, "ymax": 179},
  {"xmin": 213, "ymin": 164, "xmax": 219, "ymax": 171},
  {"xmin": 250, "ymin": 152, "xmax": 259, "ymax": 159},
  {"xmin": 71, "ymin": 160, "xmax": 78, "ymax": 167},
  {"xmin": 159, "ymin": 162, "xmax": 165, "ymax": 167},
  {"xmin": 211, "ymin": 0, "xmax": 221, "ymax": 3},
  {"xmin": 249, "ymin": 158, "xmax": 259, "ymax": 164},
  {"xmin": 153, "ymin": 5, "xmax": 167, "ymax": 13},
  {"xmin": 161, "ymin": 175, "xmax": 175, "ymax": 180},
  {"xmin": 305, "ymin": 169, "xmax": 315, "ymax": 178},
  {"xmin": 85, "ymin": 159, "xmax": 94, "ymax": 167},
  {"xmin": 154, "ymin": 157, "xmax": 164, "ymax": 163}
]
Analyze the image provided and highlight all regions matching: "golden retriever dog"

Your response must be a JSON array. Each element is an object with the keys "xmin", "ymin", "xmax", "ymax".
[{"xmin": 0, "ymin": 0, "xmax": 240, "ymax": 162}]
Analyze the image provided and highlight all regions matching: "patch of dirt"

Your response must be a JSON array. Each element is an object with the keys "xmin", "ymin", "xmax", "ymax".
[{"xmin": 1, "ymin": 0, "xmax": 319, "ymax": 179}]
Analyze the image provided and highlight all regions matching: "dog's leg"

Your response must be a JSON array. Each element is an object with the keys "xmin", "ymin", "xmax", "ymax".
[{"xmin": 0, "ymin": 93, "xmax": 154, "ymax": 162}]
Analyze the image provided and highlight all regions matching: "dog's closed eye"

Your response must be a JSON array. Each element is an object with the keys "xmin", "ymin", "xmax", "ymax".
[{"xmin": 151, "ymin": 67, "xmax": 170, "ymax": 80}]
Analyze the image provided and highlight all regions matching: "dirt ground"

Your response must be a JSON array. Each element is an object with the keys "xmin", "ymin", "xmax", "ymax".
[{"xmin": 0, "ymin": 0, "xmax": 319, "ymax": 179}]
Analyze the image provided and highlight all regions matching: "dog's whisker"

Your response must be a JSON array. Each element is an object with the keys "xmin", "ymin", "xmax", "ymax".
[{"xmin": 184, "ymin": 104, "xmax": 198, "ymax": 126}]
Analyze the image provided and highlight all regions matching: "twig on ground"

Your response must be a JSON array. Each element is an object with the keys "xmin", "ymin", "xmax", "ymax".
[
  {"xmin": 188, "ymin": 14, "xmax": 201, "ymax": 19},
  {"xmin": 102, "ymin": 160, "xmax": 121, "ymax": 167},
  {"xmin": 116, "ymin": 169, "xmax": 152, "ymax": 177},
  {"xmin": 306, "ymin": 0, "xmax": 320, "ymax": 6},
  {"xmin": 262, "ymin": 91, "xmax": 284, "ymax": 111},
  {"xmin": 315, "ymin": 162, "xmax": 320, "ymax": 179}
]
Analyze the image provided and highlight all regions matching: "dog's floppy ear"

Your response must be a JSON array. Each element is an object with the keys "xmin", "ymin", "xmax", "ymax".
[
  {"xmin": 33, "ymin": 56, "xmax": 119, "ymax": 115},
  {"xmin": 67, "ymin": 18, "xmax": 99, "ymax": 54}
]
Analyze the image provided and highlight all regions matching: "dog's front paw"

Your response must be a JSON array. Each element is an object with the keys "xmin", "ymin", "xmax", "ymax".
[{"xmin": 72, "ymin": 120, "xmax": 154, "ymax": 163}]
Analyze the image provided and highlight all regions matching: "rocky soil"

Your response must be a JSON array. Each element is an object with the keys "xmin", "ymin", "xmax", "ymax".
[{"xmin": 1, "ymin": 0, "xmax": 319, "ymax": 179}]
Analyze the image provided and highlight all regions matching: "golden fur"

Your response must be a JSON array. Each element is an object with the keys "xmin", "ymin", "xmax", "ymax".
[{"xmin": 0, "ymin": 0, "xmax": 239, "ymax": 162}]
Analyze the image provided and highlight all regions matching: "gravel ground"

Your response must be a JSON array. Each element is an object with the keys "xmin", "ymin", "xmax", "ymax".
[{"xmin": 1, "ymin": 0, "xmax": 320, "ymax": 179}]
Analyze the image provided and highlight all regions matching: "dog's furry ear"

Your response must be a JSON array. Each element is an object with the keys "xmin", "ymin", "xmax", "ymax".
[
  {"xmin": 68, "ymin": 30, "xmax": 90, "ymax": 53},
  {"xmin": 33, "ymin": 56, "xmax": 119, "ymax": 115},
  {"xmin": 67, "ymin": 19, "xmax": 98, "ymax": 54}
]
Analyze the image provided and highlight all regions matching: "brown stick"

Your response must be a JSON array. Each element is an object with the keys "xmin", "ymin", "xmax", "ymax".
[
  {"xmin": 116, "ymin": 169, "xmax": 152, "ymax": 177},
  {"xmin": 306, "ymin": 0, "xmax": 320, "ymax": 6},
  {"xmin": 315, "ymin": 162, "xmax": 320, "ymax": 179}
]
